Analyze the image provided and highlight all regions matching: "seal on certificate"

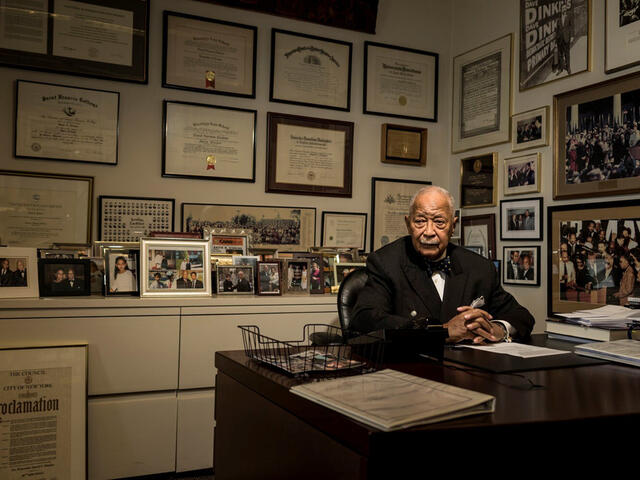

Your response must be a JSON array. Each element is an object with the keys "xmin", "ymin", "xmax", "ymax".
[
  {"xmin": 205, "ymin": 70, "xmax": 216, "ymax": 89},
  {"xmin": 206, "ymin": 155, "xmax": 216, "ymax": 170},
  {"xmin": 31, "ymin": 143, "xmax": 41, "ymax": 152},
  {"xmin": 307, "ymin": 171, "xmax": 316, "ymax": 181},
  {"xmin": 398, "ymin": 95, "xmax": 407, "ymax": 106}
]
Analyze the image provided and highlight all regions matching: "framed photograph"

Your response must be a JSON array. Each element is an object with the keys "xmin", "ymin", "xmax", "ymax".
[
  {"xmin": 0, "ymin": 170, "xmax": 92, "ymax": 247},
  {"xmin": 183, "ymin": 203, "xmax": 316, "ymax": 251},
  {"xmin": 294, "ymin": 253, "xmax": 324, "ymax": 294},
  {"xmin": 461, "ymin": 214, "xmax": 496, "ymax": 260},
  {"xmin": 504, "ymin": 153, "xmax": 541, "ymax": 196},
  {"xmin": 284, "ymin": 259, "xmax": 310, "ymax": 294},
  {"xmin": 548, "ymin": 198, "xmax": 640, "ymax": 316},
  {"xmin": 270, "ymin": 29, "xmax": 352, "ymax": 111},
  {"xmin": 0, "ymin": 0, "xmax": 149, "ymax": 83},
  {"xmin": 0, "ymin": 247, "xmax": 38, "ymax": 298},
  {"xmin": 15, "ymin": 80, "xmax": 119, "ymax": 165},
  {"xmin": 211, "ymin": 253, "xmax": 234, "ymax": 266},
  {"xmin": 511, "ymin": 106, "xmax": 549, "ymax": 152},
  {"xmin": 333, "ymin": 262, "xmax": 366, "ymax": 289},
  {"xmin": 554, "ymin": 70, "xmax": 640, "ymax": 200},
  {"xmin": 606, "ymin": 0, "xmax": 640, "ymax": 73},
  {"xmin": 98, "ymin": 196, "xmax": 174, "ymax": 242},
  {"xmin": 38, "ymin": 258, "xmax": 91, "ymax": 297},
  {"xmin": 266, "ymin": 112, "xmax": 353, "ymax": 197},
  {"xmin": 39, "ymin": 247, "xmax": 90, "ymax": 259},
  {"xmin": 321, "ymin": 212, "xmax": 367, "ymax": 250},
  {"xmin": 503, "ymin": 246, "xmax": 541, "ymax": 286},
  {"xmin": 88, "ymin": 257, "xmax": 105, "ymax": 295},
  {"xmin": 371, "ymin": 177, "xmax": 431, "ymax": 251},
  {"xmin": 364, "ymin": 41, "xmax": 438, "ymax": 122},
  {"xmin": 500, "ymin": 197, "xmax": 543, "ymax": 241},
  {"xmin": 452, "ymin": 34, "xmax": 512, "ymax": 153},
  {"xmin": 460, "ymin": 153, "xmax": 497, "ymax": 208},
  {"xmin": 92, "ymin": 241, "xmax": 138, "ymax": 258},
  {"xmin": 163, "ymin": 100, "xmax": 256, "ymax": 183},
  {"xmin": 210, "ymin": 234, "xmax": 248, "ymax": 255},
  {"xmin": 140, "ymin": 238, "xmax": 211, "ymax": 297},
  {"xmin": 217, "ymin": 265, "xmax": 254, "ymax": 294},
  {"xmin": 104, "ymin": 248, "xmax": 138, "ymax": 296},
  {"xmin": 0, "ymin": 344, "xmax": 87, "ymax": 479},
  {"xmin": 381, "ymin": 124, "xmax": 427, "ymax": 166},
  {"xmin": 256, "ymin": 261, "xmax": 282, "ymax": 295},
  {"xmin": 163, "ymin": 11, "xmax": 256, "ymax": 98}
]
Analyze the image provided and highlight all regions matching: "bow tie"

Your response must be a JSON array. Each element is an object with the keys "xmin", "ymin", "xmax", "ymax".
[{"xmin": 424, "ymin": 256, "xmax": 452, "ymax": 276}]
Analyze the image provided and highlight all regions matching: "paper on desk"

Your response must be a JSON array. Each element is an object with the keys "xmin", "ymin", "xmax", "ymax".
[{"xmin": 462, "ymin": 342, "xmax": 569, "ymax": 358}]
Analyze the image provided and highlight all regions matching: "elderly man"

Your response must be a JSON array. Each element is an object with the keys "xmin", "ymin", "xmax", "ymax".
[{"xmin": 352, "ymin": 186, "xmax": 534, "ymax": 343}]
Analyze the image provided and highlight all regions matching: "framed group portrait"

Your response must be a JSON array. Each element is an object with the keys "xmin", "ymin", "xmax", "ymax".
[
  {"xmin": 605, "ymin": 0, "xmax": 640, "ymax": 73},
  {"xmin": 500, "ymin": 197, "xmax": 543, "ymax": 241},
  {"xmin": 504, "ymin": 153, "xmax": 541, "ymax": 196},
  {"xmin": 98, "ymin": 196, "xmax": 175, "ymax": 242},
  {"xmin": 503, "ymin": 245, "xmax": 541, "ymax": 287},
  {"xmin": 460, "ymin": 153, "xmax": 497, "ymax": 208},
  {"xmin": 511, "ymin": 106, "xmax": 549, "ymax": 152}
]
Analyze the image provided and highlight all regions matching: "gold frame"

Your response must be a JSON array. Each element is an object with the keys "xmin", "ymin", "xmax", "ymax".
[
  {"xmin": 503, "ymin": 152, "xmax": 541, "ymax": 196},
  {"xmin": 511, "ymin": 106, "xmax": 550, "ymax": 152},
  {"xmin": 380, "ymin": 124, "xmax": 428, "ymax": 166},
  {"xmin": 459, "ymin": 152, "xmax": 498, "ymax": 208}
]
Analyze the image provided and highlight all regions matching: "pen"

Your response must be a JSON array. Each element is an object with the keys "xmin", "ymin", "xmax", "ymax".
[{"xmin": 470, "ymin": 296, "xmax": 485, "ymax": 309}]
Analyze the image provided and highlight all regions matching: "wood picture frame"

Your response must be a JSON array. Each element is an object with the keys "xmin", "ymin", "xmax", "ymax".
[
  {"xmin": 460, "ymin": 152, "xmax": 497, "ymax": 208},
  {"xmin": 380, "ymin": 124, "xmax": 427, "ymax": 166},
  {"xmin": 461, "ymin": 213, "xmax": 496, "ymax": 260}
]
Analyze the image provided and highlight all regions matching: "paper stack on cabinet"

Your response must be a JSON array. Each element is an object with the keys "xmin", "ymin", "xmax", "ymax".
[
  {"xmin": 574, "ymin": 339, "xmax": 640, "ymax": 367},
  {"xmin": 557, "ymin": 305, "xmax": 640, "ymax": 328}
]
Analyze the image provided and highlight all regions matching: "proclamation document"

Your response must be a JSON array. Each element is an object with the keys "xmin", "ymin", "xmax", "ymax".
[
  {"xmin": 460, "ymin": 51, "xmax": 501, "ymax": 138},
  {"xmin": 52, "ymin": 0, "xmax": 133, "ymax": 66},
  {"xmin": 16, "ymin": 80, "xmax": 119, "ymax": 164},
  {"xmin": 0, "ymin": 0, "xmax": 48, "ymax": 54}
]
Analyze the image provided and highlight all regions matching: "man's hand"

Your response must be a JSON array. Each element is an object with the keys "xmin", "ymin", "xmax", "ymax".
[{"xmin": 444, "ymin": 306, "xmax": 497, "ymax": 343}]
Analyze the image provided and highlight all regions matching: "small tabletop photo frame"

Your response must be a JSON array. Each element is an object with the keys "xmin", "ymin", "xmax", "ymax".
[
  {"xmin": 284, "ymin": 259, "xmax": 310, "ymax": 294},
  {"xmin": 257, "ymin": 261, "xmax": 282, "ymax": 295},
  {"xmin": 0, "ymin": 247, "xmax": 39, "ymax": 298},
  {"xmin": 217, "ymin": 265, "xmax": 254, "ymax": 294},
  {"xmin": 104, "ymin": 248, "xmax": 139, "ymax": 296},
  {"xmin": 38, "ymin": 258, "xmax": 91, "ymax": 297}
]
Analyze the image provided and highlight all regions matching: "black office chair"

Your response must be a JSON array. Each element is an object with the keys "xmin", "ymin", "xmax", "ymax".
[{"xmin": 337, "ymin": 267, "xmax": 368, "ymax": 335}]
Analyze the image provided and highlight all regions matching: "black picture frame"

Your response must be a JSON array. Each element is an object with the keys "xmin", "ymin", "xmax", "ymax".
[
  {"xmin": 321, "ymin": 211, "xmax": 367, "ymax": 250},
  {"xmin": 103, "ymin": 248, "xmax": 139, "ymax": 296},
  {"xmin": 500, "ymin": 197, "xmax": 543, "ymax": 241},
  {"xmin": 98, "ymin": 196, "xmax": 175, "ymax": 242},
  {"xmin": 0, "ymin": 0, "xmax": 149, "ymax": 84},
  {"xmin": 502, "ymin": 245, "xmax": 541, "ymax": 287},
  {"xmin": 38, "ymin": 258, "xmax": 91, "ymax": 297}
]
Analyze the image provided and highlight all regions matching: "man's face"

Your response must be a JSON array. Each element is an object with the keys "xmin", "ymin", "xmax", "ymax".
[
  {"xmin": 512, "ymin": 251, "xmax": 520, "ymax": 263},
  {"xmin": 523, "ymin": 257, "xmax": 530, "ymax": 270},
  {"xmin": 405, "ymin": 191, "xmax": 455, "ymax": 260},
  {"xmin": 569, "ymin": 233, "xmax": 576, "ymax": 244},
  {"xmin": 561, "ymin": 251, "xmax": 569, "ymax": 263},
  {"xmin": 67, "ymin": 269, "xmax": 75, "ymax": 280},
  {"xmin": 576, "ymin": 258, "xmax": 584, "ymax": 270},
  {"xmin": 182, "ymin": 271, "xmax": 188, "ymax": 280},
  {"xmin": 55, "ymin": 269, "xmax": 64, "ymax": 281},
  {"xmin": 190, "ymin": 272, "xmax": 197, "ymax": 281},
  {"xmin": 237, "ymin": 271, "xmax": 244, "ymax": 280},
  {"xmin": 1, "ymin": 259, "xmax": 8, "ymax": 270},
  {"xmin": 16, "ymin": 260, "xmax": 24, "ymax": 271}
]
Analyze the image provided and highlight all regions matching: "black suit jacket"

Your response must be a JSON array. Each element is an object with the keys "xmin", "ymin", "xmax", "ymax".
[{"xmin": 351, "ymin": 237, "xmax": 534, "ymax": 340}]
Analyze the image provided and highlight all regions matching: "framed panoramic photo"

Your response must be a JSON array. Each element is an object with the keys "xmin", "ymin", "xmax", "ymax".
[
  {"xmin": 163, "ymin": 11, "xmax": 256, "ymax": 97},
  {"xmin": 461, "ymin": 214, "xmax": 496, "ymax": 260},
  {"xmin": 0, "ymin": 247, "xmax": 39, "ymax": 298},
  {"xmin": 460, "ymin": 152, "xmax": 497, "ymax": 208},
  {"xmin": 503, "ymin": 246, "xmax": 540, "ymax": 286},
  {"xmin": 0, "ymin": 0, "xmax": 149, "ymax": 83},
  {"xmin": 364, "ymin": 41, "xmax": 438, "ymax": 122},
  {"xmin": 38, "ymin": 258, "xmax": 91, "ymax": 297},
  {"xmin": 270, "ymin": 29, "xmax": 352, "ymax": 111},
  {"xmin": 0, "ymin": 170, "xmax": 92, "ymax": 247},
  {"xmin": 257, "ymin": 261, "xmax": 282, "ymax": 295},
  {"xmin": 381, "ymin": 124, "xmax": 427, "ymax": 166},
  {"xmin": 163, "ymin": 101, "xmax": 256, "ymax": 182},
  {"xmin": 103, "ymin": 248, "xmax": 139, "ymax": 296},
  {"xmin": 511, "ymin": 106, "xmax": 549, "ymax": 152},
  {"xmin": 266, "ymin": 112, "xmax": 353, "ymax": 197},
  {"xmin": 98, "ymin": 196, "xmax": 174, "ymax": 242},
  {"xmin": 452, "ymin": 34, "xmax": 512, "ymax": 153},
  {"xmin": 504, "ymin": 153, "xmax": 541, "ymax": 196},
  {"xmin": 371, "ymin": 177, "xmax": 431, "ymax": 251},
  {"xmin": 547, "ymin": 198, "xmax": 640, "ymax": 316},
  {"xmin": 15, "ymin": 80, "xmax": 119, "ymax": 165},
  {"xmin": 217, "ymin": 265, "xmax": 254, "ymax": 294},
  {"xmin": 606, "ymin": 0, "xmax": 640, "ymax": 73},
  {"xmin": 500, "ymin": 197, "xmax": 543, "ymax": 241},
  {"xmin": 321, "ymin": 212, "xmax": 367, "ymax": 250},
  {"xmin": 554, "ymin": 70, "xmax": 640, "ymax": 200}
]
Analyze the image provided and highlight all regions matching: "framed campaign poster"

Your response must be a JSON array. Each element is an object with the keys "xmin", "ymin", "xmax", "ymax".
[{"xmin": 606, "ymin": 0, "xmax": 640, "ymax": 73}]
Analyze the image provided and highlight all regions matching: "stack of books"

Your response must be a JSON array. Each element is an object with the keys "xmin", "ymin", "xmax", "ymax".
[{"xmin": 546, "ymin": 305, "xmax": 640, "ymax": 342}]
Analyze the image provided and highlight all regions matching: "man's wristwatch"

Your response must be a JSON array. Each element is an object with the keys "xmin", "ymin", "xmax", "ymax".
[{"xmin": 491, "ymin": 321, "xmax": 512, "ymax": 343}]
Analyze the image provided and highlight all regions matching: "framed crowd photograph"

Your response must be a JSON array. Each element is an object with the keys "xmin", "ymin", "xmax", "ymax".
[
  {"xmin": 371, "ymin": 177, "xmax": 431, "ymax": 251},
  {"xmin": 321, "ymin": 212, "xmax": 367, "ymax": 250},
  {"xmin": 257, "ymin": 261, "xmax": 282, "ymax": 295},
  {"xmin": 500, "ymin": 197, "xmax": 543, "ymax": 241},
  {"xmin": 547, "ymin": 198, "xmax": 640, "ymax": 316},
  {"xmin": 38, "ymin": 258, "xmax": 91, "ymax": 297},
  {"xmin": 511, "ymin": 106, "xmax": 549, "ymax": 152},
  {"xmin": 140, "ymin": 238, "xmax": 211, "ymax": 297},
  {"xmin": 380, "ymin": 124, "xmax": 428, "ymax": 166},
  {"xmin": 504, "ymin": 153, "xmax": 541, "ymax": 196},
  {"xmin": 163, "ymin": 11, "xmax": 256, "ymax": 98},
  {"xmin": 461, "ymin": 214, "xmax": 496, "ymax": 260},
  {"xmin": 554, "ymin": 70, "xmax": 640, "ymax": 200},
  {"xmin": 0, "ymin": 247, "xmax": 38, "ymax": 298},
  {"xmin": 519, "ymin": 0, "xmax": 591, "ymax": 90},
  {"xmin": 0, "ymin": 344, "xmax": 87, "ymax": 479},
  {"xmin": 0, "ymin": 170, "xmax": 92, "ymax": 247},
  {"xmin": 98, "ymin": 196, "xmax": 174, "ymax": 242},
  {"xmin": 364, "ymin": 41, "xmax": 438, "ymax": 122},
  {"xmin": 103, "ymin": 248, "xmax": 138, "ymax": 296},
  {"xmin": 266, "ymin": 112, "xmax": 354, "ymax": 197},
  {"xmin": 606, "ymin": 0, "xmax": 640, "ymax": 73},
  {"xmin": 284, "ymin": 259, "xmax": 310, "ymax": 294},
  {"xmin": 460, "ymin": 153, "xmax": 497, "ymax": 208},
  {"xmin": 15, "ymin": 80, "xmax": 119, "ymax": 165},
  {"xmin": 217, "ymin": 265, "xmax": 254, "ymax": 294},
  {"xmin": 270, "ymin": 29, "xmax": 352, "ymax": 111},
  {"xmin": 333, "ymin": 262, "xmax": 365, "ymax": 289},
  {"xmin": 210, "ymin": 233, "xmax": 248, "ymax": 255},
  {"xmin": 0, "ymin": 0, "xmax": 149, "ymax": 83},
  {"xmin": 183, "ymin": 203, "xmax": 316, "ymax": 251},
  {"xmin": 452, "ymin": 34, "xmax": 512, "ymax": 153},
  {"xmin": 503, "ymin": 245, "xmax": 541, "ymax": 287},
  {"xmin": 163, "ymin": 101, "xmax": 256, "ymax": 183}
]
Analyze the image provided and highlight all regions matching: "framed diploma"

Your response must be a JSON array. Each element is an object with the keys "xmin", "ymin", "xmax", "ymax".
[
  {"xmin": 381, "ymin": 124, "xmax": 427, "ymax": 166},
  {"xmin": 15, "ymin": 80, "xmax": 119, "ymax": 165},
  {"xmin": 270, "ymin": 29, "xmax": 352, "ymax": 111},
  {"xmin": 321, "ymin": 212, "xmax": 367, "ymax": 250},
  {"xmin": 0, "ymin": 170, "xmax": 92, "ymax": 247},
  {"xmin": 266, "ymin": 112, "xmax": 353, "ymax": 197},
  {"xmin": 0, "ymin": 344, "xmax": 87, "ymax": 479},
  {"xmin": 460, "ymin": 153, "xmax": 497, "ymax": 208},
  {"xmin": 452, "ymin": 34, "xmax": 512, "ymax": 153},
  {"xmin": 0, "ymin": 0, "xmax": 149, "ymax": 83},
  {"xmin": 98, "ymin": 196, "xmax": 175, "ymax": 242},
  {"xmin": 364, "ymin": 41, "xmax": 438, "ymax": 122},
  {"xmin": 371, "ymin": 177, "xmax": 431, "ymax": 252},
  {"xmin": 163, "ymin": 11, "xmax": 256, "ymax": 98},
  {"xmin": 163, "ymin": 101, "xmax": 256, "ymax": 183}
]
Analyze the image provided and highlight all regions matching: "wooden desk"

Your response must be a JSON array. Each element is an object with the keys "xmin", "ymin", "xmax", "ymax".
[{"xmin": 214, "ymin": 339, "xmax": 640, "ymax": 478}]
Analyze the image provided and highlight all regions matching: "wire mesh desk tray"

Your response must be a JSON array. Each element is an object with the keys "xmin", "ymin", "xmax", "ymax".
[{"xmin": 238, "ymin": 324, "xmax": 384, "ymax": 377}]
